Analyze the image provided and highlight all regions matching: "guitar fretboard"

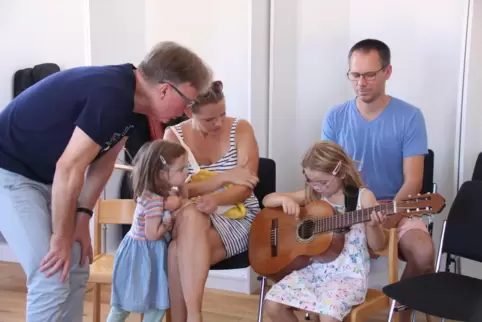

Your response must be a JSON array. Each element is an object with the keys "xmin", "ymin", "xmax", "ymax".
[{"xmin": 313, "ymin": 202, "xmax": 396, "ymax": 233}]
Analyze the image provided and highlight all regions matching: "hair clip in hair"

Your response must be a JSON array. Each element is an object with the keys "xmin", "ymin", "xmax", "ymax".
[
  {"xmin": 159, "ymin": 155, "xmax": 167, "ymax": 165},
  {"xmin": 212, "ymin": 80, "xmax": 223, "ymax": 92},
  {"xmin": 332, "ymin": 161, "xmax": 342, "ymax": 176}
]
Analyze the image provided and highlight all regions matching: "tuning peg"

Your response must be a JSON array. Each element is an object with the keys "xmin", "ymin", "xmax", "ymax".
[{"xmin": 417, "ymin": 193, "xmax": 420, "ymax": 196}]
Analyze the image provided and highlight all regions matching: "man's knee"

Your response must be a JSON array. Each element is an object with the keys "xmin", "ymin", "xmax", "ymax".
[
  {"xmin": 400, "ymin": 229, "xmax": 434, "ymax": 272},
  {"xmin": 29, "ymin": 242, "xmax": 89, "ymax": 296},
  {"xmin": 27, "ymin": 268, "xmax": 71, "ymax": 320}
]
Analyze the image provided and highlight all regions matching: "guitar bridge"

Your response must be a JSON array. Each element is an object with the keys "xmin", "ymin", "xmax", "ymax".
[{"xmin": 270, "ymin": 218, "xmax": 278, "ymax": 257}]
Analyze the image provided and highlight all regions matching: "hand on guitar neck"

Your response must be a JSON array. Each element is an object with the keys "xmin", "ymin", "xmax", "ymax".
[
  {"xmin": 378, "ymin": 194, "xmax": 425, "ymax": 229},
  {"xmin": 272, "ymin": 194, "xmax": 387, "ymax": 226}
]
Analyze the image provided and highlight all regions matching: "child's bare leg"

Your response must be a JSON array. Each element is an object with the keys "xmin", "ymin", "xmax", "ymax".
[
  {"xmin": 264, "ymin": 300, "xmax": 298, "ymax": 322},
  {"xmin": 318, "ymin": 314, "xmax": 340, "ymax": 322}
]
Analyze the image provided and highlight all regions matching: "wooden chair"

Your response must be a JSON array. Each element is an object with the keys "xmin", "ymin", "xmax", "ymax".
[
  {"xmin": 343, "ymin": 228, "xmax": 399, "ymax": 322},
  {"xmin": 88, "ymin": 198, "xmax": 172, "ymax": 322}
]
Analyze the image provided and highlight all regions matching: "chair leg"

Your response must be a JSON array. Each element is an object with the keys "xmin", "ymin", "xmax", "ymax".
[
  {"xmin": 92, "ymin": 283, "xmax": 101, "ymax": 322},
  {"xmin": 164, "ymin": 309, "xmax": 172, "ymax": 322},
  {"xmin": 427, "ymin": 215, "xmax": 434, "ymax": 237},
  {"xmin": 257, "ymin": 276, "xmax": 267, "ymax": 322},
  {"xmin": 387, "ymin": 299, "xmax": 397, "ymax": 322}
]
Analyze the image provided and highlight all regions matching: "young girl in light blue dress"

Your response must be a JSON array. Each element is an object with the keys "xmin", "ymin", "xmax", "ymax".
[{"xmin": 106, "ymin": 140, "xmax": 189, "ymax": 322}]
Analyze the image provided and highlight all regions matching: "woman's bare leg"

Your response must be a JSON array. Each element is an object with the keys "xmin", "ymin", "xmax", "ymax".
[
  {"xmin": 175, "ymin": 205, "xmax": 226, "ymax": 322},
  {"xmin": 167, "ymin": 240, "xmax": 187, "ymax": 322}
]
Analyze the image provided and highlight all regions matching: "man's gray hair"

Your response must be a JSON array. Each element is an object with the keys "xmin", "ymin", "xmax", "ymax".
[{"xmin": 139, "ymin": 41, "xmax": 213, "ymax": 93}]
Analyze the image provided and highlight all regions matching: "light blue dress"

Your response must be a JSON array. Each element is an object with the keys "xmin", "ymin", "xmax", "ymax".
[{"xmin": 110, "ymin": 191, "xmax": 170, "ymax": 314}]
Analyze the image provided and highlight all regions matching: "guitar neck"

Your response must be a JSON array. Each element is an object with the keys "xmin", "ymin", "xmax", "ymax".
[{"xmin": 314, "ymin": 202, "xmax": 397, "ymax": 233}]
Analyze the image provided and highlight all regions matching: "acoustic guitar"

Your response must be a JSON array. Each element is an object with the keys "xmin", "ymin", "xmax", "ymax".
[{"xmin": 248, "ymin": 192, "xmax": 446, "ymax": 282}]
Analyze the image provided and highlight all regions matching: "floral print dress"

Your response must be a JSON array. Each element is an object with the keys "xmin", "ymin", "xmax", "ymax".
[{"xmin": 264, "ymin": 188, "xmax": 370, "ymax": 321}]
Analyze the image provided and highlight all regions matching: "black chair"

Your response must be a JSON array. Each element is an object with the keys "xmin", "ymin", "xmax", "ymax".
[
  {"xmin": 472, "ymin": 152, "xmax": 482, "ymax": 181},
  {"xmin": 383, "ymin": 180, "xmax": 482, "ymax": 322},
  {"xmin": 421, "ymin": 149, "xmax": 436, "ymax": 195},
  {"xmin": 421, "ymin": 149, "xmax": 437, "ymax": 236}
]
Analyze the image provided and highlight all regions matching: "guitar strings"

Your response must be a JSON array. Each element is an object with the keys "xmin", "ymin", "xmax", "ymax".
[{"xmin": 268, "ymin": 213, "xmax": 427, "ymax": 235}]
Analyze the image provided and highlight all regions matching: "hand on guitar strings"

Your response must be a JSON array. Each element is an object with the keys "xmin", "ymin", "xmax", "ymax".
[
  {"xmin": 281, "ymin": 196, "xmax": 301, "ymax": 220},
  {"xmin": 367, "ymin": 210, "xmax": 388, "ymax": 227}
]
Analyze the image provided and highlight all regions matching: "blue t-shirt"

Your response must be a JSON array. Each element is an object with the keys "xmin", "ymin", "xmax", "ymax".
[
  {"xmin": 321, "ymin": 97, "xmax": 428, "ymax": 200},
  {"xmin": 0, "ymin": 63, "xmax": 140, "ymax": 184}
]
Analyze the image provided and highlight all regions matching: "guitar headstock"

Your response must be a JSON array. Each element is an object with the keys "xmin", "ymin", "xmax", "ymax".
[{"xmin": 396, "ymin": 192, "xmax": 446, "ymax": 217}]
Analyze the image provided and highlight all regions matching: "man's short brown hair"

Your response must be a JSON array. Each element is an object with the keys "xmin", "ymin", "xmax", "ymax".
[{"xmin": 139, "ymin": 41, "xmax": 212, "ymax": 93}]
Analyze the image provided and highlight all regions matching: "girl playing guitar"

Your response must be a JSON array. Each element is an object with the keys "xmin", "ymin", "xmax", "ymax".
[{"xmin": 262, "ymin": 141, "xmax": 387, "ymax": 322}]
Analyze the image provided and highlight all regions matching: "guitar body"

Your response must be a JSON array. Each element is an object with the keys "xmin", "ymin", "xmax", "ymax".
[{"xmin": 248, "ymin": 200, "xmax": 346, "ymax": 282}]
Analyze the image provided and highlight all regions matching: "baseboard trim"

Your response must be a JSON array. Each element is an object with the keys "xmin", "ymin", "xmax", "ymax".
[{"xmin": 205, "ymin": 266, "xmax": 260, "ymax": 294}]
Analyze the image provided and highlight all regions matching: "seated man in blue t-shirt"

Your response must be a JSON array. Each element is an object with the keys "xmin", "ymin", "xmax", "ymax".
[
  {"xmin": 0, "ymin": 42, "xmax": 211, "ymax": 321},
  {"xmin": 322, "ymin": 39, "xmax": 433, "ymax": 322}
]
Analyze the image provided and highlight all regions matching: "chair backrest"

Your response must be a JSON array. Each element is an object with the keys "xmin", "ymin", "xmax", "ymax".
[
  {"xmin": 93, "ymin": 199, "xmax": 137, "ymax": 256},
  {"xmin": 472, "ymin": 152, "xmax": 482, "ymax": 181},
  {"xmin": 254, "ymin": 157, "xmax": 276, "ymax": 209},
  {"xmin": 421, "ymin": 149, "xmax": 434, "ymax": 194},
  {"xmin": 442, "ymin": 180, "xmax": 482, "ymax": 263}
]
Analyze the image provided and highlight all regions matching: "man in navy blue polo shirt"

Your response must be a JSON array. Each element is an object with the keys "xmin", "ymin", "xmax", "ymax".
[{"xmin": 0, "ymin": 41, "xmax": 211, "ymax": 321}]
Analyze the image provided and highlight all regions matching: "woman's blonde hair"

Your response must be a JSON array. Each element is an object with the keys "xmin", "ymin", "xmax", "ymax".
[
  {"xmin": 301, "ymin": 140, "xmax": 364, "ymax": 203},
  {"xmin": 131, "ymin": 140, "xmax": 186, "ymax": 198},
  {"xmin": 191, "ymin": 80, "xmax": 224, "ymax": 113}
]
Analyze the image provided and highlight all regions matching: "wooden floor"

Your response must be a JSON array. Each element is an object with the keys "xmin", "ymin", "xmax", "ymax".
[{"xmin": 0, "ymin": 261, "xmax": 436, "ymax": 322}]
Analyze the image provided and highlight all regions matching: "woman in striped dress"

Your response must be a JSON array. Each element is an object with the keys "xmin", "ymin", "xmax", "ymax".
[{"xmin": 164, "ymin": 80, "xmax": 261, "ymax": 322}]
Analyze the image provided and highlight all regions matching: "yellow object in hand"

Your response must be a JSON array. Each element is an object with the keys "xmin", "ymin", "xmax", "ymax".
[{"xmin": 189, "ymin": 169, "xmax": 247, "ymax": 219}]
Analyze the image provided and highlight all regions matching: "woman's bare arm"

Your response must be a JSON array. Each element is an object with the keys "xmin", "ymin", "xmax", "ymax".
[{"xmin": 209, "ymin": 120, "xmax": 259, "ymax": 206}]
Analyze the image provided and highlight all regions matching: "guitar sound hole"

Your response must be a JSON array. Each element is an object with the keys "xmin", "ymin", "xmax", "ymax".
[{"xmin": 297, "ymin": 219, "xmax": 315, "ymax": 241}]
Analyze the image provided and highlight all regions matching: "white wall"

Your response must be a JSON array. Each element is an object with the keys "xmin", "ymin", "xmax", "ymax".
[
  {"xmin": 0, "ymin": 0, "xmax": 90, "ymax": 258},
  {"xmin": 145, "ymin": 0, "xmax": 251, "ymax": 122},
  {"xmin": 89, "ymin": 0, "xmax": 146, "ymax": 66}
]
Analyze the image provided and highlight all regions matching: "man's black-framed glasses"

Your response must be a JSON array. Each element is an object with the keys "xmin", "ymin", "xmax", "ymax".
[
  {"xmin": 346, "ymin": 66, "xmax": 386, "ymax": 81},
  {"xmin": 163, "ymin": 81, "xmax": 197, "ymax": 108}
]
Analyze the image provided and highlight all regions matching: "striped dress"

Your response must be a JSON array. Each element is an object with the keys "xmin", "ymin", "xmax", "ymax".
[{"xmin": 173, "ymin": 118, "xmax": 260, "ymax": 257}]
